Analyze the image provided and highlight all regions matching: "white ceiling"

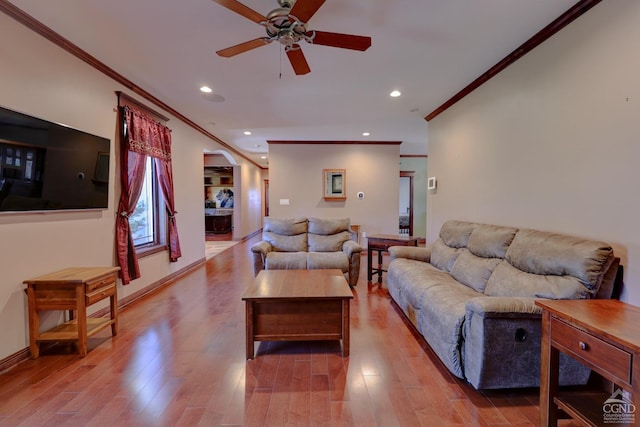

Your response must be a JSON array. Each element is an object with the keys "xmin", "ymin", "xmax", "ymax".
[{"xmin": 7, "ymin": 0, "xmax": 576, "ymax": 168}]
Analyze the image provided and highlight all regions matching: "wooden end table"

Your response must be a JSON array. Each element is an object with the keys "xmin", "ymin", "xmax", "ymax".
[
  {"xmin": 367, "ymin": 234, "xmax": 418, "ymax": 282},
  {"xmin": 24, "ymin": 266, "xmax": 120, "ymax": 358},
  {"xmin": 537, "ymin": 299, "xmax": 640, "ymax": 427},
  {"xmin": 241, "ymin": 269, "xmax": 353, "ymax": 359}
]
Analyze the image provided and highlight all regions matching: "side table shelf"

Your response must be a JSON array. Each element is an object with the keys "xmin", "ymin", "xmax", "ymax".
[{"xmin": 24, "ymin": 266, "xmax": 120, "ymax": 358}]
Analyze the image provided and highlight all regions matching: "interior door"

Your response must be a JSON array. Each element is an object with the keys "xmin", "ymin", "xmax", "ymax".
[{"xmin": 399, "ymin": 172, "xmax": 414, "ymax": 235}]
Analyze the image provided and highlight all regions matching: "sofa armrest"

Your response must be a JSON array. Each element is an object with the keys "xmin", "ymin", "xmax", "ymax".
[
  {"xmin": 251, "ymin": 240, "xmax": 272, "ymax": 255},
  {"xmin": 250, "ymin": 241, "xmax": 272, "ymax": 276},
  {"xmin": 388, "ymin": 246, "xmax": 431, "ymax": 263},
  {"xmin": 465, "ymin": 296, "xmax": 542, "ymax": 319},
  {"xmin": 342, "ymin": 240, "xmax": 362, "ymax": 257}
]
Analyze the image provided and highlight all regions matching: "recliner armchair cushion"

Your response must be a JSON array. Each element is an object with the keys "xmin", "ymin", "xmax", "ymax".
[
  {"xmin": 263, "ymin": 231, "xmax": 307, "ymax": 252},
  {"xmin": 264, "ymin": 217, "xmax": 308, "ymax": 235},
  {"xmin": 307, "ymin": 252, "xmax": 349, "ymax": 273},
  {"xmin": 308, "ymin": 217, "xmax": 350, "ymax": 235},
  {"xmin": 308, "ymin": 231, "xmax": 352, "ymax": 252},
  {"xmin": 266, "ymin": 252, "xmax": 307, "ymax": 270}
]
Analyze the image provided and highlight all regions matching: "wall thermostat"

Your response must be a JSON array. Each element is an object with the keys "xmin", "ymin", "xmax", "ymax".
[
  {"xmin": 357, "ymin": 191, "xmax": 365, "ymax": 199},
  {"xmin": 427, "ymin": 177, "xmax": 437, "ymax": 190}
]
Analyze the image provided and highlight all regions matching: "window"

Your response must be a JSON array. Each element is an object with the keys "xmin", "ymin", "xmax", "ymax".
[{"xmin": 130, "ymin": 157, "xmax": 166, "ymax": 250}]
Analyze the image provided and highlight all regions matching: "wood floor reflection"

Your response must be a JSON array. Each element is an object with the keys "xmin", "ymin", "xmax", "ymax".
[{"xmin": 0, "ymin": 235, "xmax": 583, "ymax": 426}]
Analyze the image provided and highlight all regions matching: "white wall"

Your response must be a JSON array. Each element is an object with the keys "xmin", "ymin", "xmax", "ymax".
[
  {"xmin": 268, "ymin": 143, "xmax": 400, "ymax": 240},
  {"xmin": 0, "ymin": 12, "xmax": 263, "ymax": 360},
  {"xmin": 427, "ymin": 2, "xmax": 640, "ymax": 304}
]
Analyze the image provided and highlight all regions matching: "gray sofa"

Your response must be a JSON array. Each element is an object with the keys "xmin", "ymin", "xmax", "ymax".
[
  {"xmin": 387, "ymin": 220, "xmax": 619, "ymax": 389},
  {"xmin": 251, "ymin": 217, "xmax": 362, "ymax": 287}
]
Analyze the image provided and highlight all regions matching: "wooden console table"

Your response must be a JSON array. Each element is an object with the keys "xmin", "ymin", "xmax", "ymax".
[
  {"xmin": 367, "ymin": 234, "xmax": 418, "ymax": 282},
  {"xmin": 537, "ymin": 299, "xmax": 640, "ymax": 427},
  {"xmin": 24, "ymin": 267, "xmax": 120, "ymax": 358}
]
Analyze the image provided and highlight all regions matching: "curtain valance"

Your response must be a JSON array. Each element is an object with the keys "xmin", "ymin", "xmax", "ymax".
[{"xmin": 123, "ymin": 106, "xmax": 172, "ymax": 161}]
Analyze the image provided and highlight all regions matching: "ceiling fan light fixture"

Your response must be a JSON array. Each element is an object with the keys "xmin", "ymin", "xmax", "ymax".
[
  {"xmin": 200, "ymin": 86, "xmax": 213, "ymax": 93},
  {"xmin": 278, "ymin": 30, "xmax": 296, "ymax": 46},
  {"xmin": 213, "ymin": 0, "xmax": 371, "ymax": 75}
]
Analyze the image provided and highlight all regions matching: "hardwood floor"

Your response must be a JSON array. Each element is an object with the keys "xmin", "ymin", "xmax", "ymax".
[{"xmin": 0, "ymin": 236, "xmax": 582, "ymax": 426}]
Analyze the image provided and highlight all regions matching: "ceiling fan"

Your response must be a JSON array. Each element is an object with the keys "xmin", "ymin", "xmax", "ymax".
[{"xmin": 212, "ymin": 0, "xmax": 372, "ymax": 75}]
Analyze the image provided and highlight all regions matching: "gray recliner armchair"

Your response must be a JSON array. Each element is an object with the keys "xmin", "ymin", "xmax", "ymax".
[{"xmin": 251, "ymin": 217, "xmax": 362, "ymax": 287}]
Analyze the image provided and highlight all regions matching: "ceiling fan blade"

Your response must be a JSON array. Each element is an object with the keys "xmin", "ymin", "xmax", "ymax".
[
  {"xmin": 286, "ymin": 46, "xmax": 311, "ymax": 75},
  {"xmin": 289, "ymin": 0, "xmax": 326, "ymax": 23},
  {"xmin": 311, "ymin": 31, "xmax": 371, "ymax": 51},
  {"xmin": 211, "ymin": 0, "xmax": 266, "ymax": 24},
  {"xmin": 216, "ymin": 38, "xmax": 270, "ymax": 57}
]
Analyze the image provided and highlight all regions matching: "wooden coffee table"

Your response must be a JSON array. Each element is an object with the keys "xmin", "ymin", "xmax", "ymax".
[{"xmin": 241, "ymin": 269, "xmax": 353, "ymax": 359}]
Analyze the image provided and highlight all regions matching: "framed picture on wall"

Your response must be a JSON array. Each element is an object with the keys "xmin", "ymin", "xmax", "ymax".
[{"xmin": 323, "ymin": 169, "xmax": 346, "ymax": 200}]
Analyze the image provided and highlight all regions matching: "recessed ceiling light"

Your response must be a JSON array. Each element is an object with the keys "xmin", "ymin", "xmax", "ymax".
[
  {"xmin": 260, "ymin": 156, "xmax": 267, "ymax": 159},
  {"xmin": 200, "ymin": 86, "xmax": 213, "ymax": 93},
  {"xmin": 390, "ymin": 90, "xmax": 401, "ymax": 97},
  {"xmin": 362, "ymin": 132, "xmax": 370, "ymax": 136},
  {"xmin": 244, "ymin": 131, "xmax": 252, "ymax": 135}
]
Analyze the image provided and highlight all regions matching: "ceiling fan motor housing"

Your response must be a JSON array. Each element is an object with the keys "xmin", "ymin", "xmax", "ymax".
[
  {"xmin": 278, "ymin": 0, "xmax": 295, "ymax": 8},
  {"xmin": 264, "ymin": 4, "xmax": 311, "ymax": 48}
]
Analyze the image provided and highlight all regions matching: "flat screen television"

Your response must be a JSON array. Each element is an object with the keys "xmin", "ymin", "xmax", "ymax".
[{"xmin": 0, "ymin": 105, "xmax": 110, "ymax": 213}]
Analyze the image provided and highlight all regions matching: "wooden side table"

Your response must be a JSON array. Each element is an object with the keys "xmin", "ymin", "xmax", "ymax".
[
  {"xmin": 367, "ymin": 234, "xmax": 418, "ymax": 282},
  {"xmin": 536, "ymin": 299, "xmax": 640, "ymax": 427},
  {"xmin": 24, "ymin": 267, "xmax": 120, "ymax": 358}
]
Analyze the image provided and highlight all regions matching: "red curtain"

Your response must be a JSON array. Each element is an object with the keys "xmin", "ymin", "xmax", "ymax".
[
  {"xmin": 116, "ymin": 106, "xmax": 182, "ymax": 284},
  {"xmin": 155, "ymin": 138, "xmax": 182, "ymax": 262}
]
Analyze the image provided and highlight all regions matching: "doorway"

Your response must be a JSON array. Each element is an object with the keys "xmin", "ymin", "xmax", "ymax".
[{"xmin": 399, "ymin": 171, "xmax": 414, "ymax": 235}]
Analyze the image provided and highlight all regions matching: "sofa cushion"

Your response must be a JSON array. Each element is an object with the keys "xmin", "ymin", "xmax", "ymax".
[
  {"xmin": 467, "ymin": 224, "xmax": 517, "ymax": 258},
  {"xmin": 308, "ymin": 231, "xmax": 351, "ymax": 252},
  {"xmin": 308, "ymin": 217, "xmax": 350, "ymax": 235},
  {"xmin": 264, "ymin": 217, "xmax": 308, "ymax": 235},
  {"xmin": 307, "ymin": 252, "xmax": 349, "ymax": 273},
  {"xmin": 265, "ymin": 252, "xmax": 307, "ymax": 270},
  {"xmin": 430, "ymin": 239, "xmax": 461, "ymax": 273},
  {"xmin": 263, "ymin": 231, "xmax": 308, "ymax": 252},
  {"xmin": 450, "ymin": 250, "xmax": 502, "ymax": 293},
  {"xmin": 505, "ymin": 229, "xmax": 613, "ymax": 293},
  {"xmin": 416, "ymin": 281, "xmax": 480, "ymax": 378},
  {"xmin": 484, "ymin": 261, "xmax": 590, "ymax": 299},
  {"xmin": 440, "ymin": 220, "xmax": 475, "ymax": 248}
]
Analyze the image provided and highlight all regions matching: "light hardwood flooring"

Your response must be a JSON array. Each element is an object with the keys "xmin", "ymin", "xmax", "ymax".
[{"xmin": 0, "ymin": 236, "xmax": 583, "ymax": 426}]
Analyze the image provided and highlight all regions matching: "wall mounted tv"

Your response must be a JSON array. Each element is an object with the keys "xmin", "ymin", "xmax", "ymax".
[{"xmin": 0, "ymin": 105, "xmax": 110, "ymax": 212}]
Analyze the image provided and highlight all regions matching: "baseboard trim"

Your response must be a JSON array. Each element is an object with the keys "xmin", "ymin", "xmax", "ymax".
[
  {"xmin": 242, "ymin": 228, "xmax": 262, "ymax": 241},
  {"xmin": 0, "ymin": 347, "xmax": 30, "ymax": 375},
  {"xmin": 0, "ymin": 256, "xmax": 206, "ymax": 374},
  {"xmin": 115, "ymin": 257, "xmax": 206, "ymax": 310}
]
